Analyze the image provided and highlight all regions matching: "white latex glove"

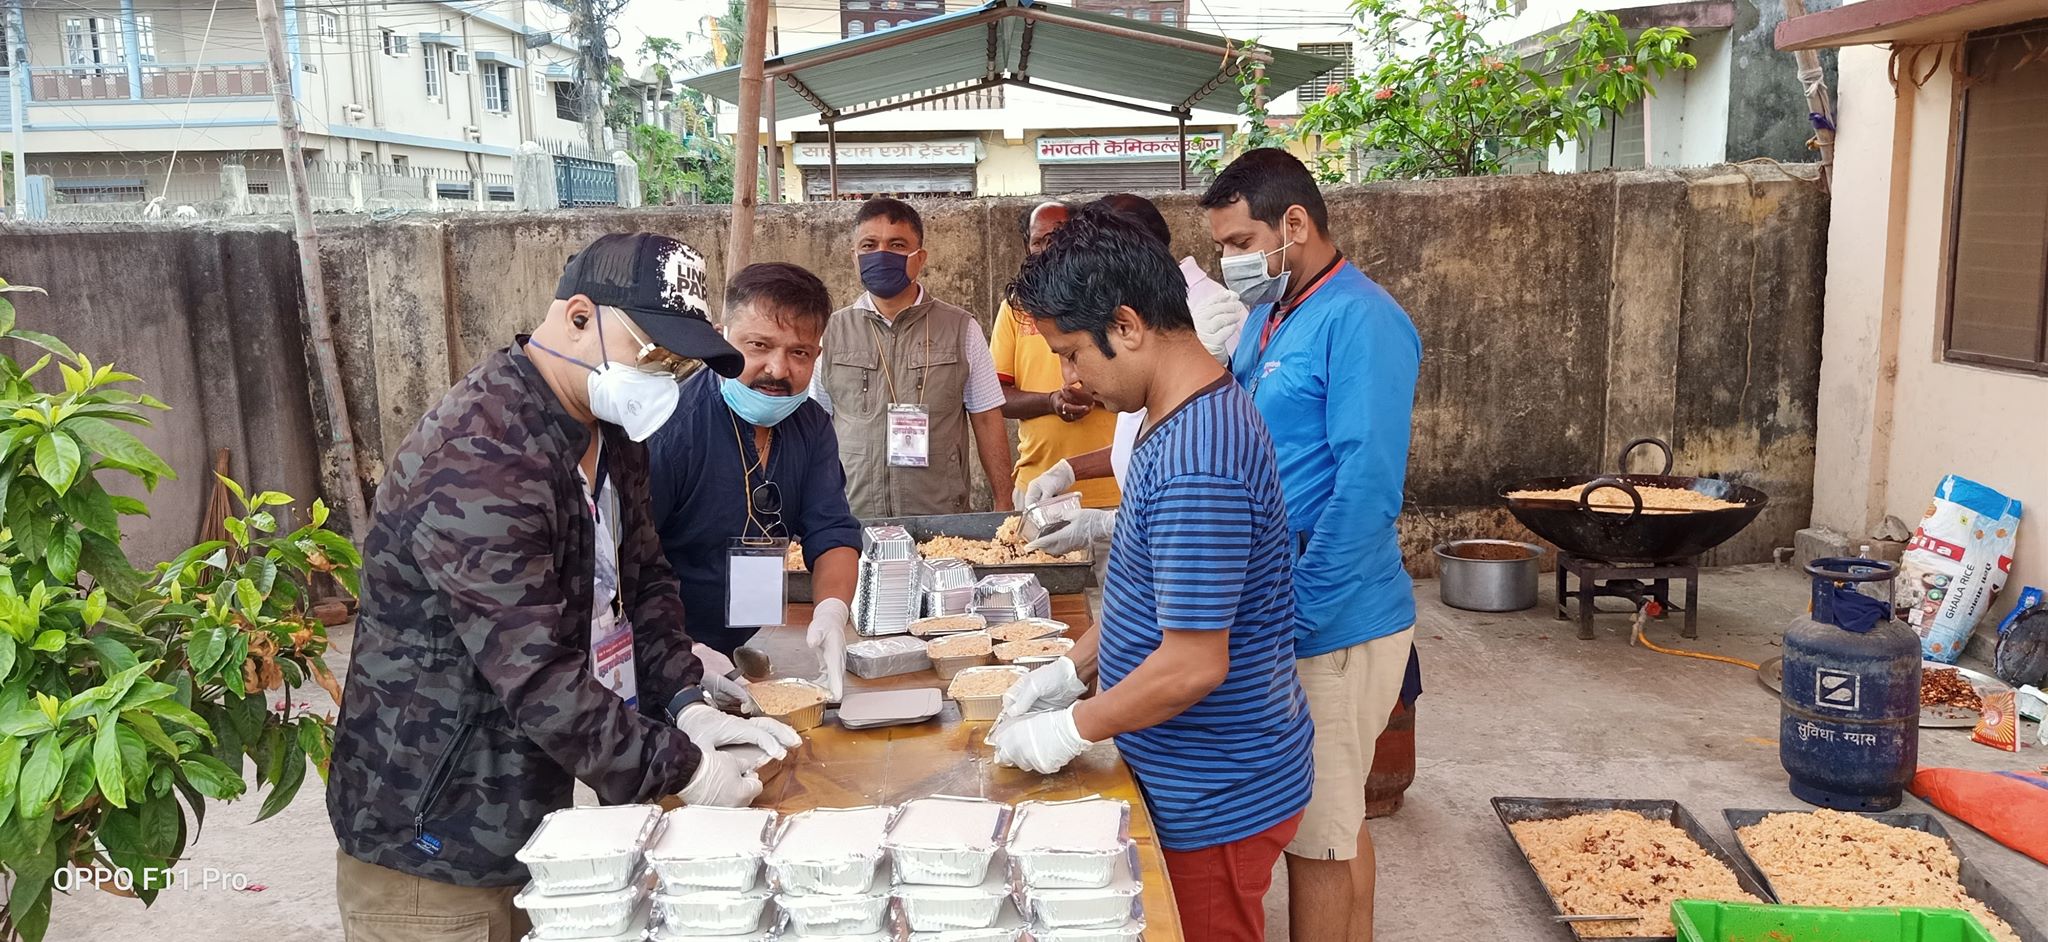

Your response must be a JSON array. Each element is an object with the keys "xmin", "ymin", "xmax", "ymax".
[
  {"xmin": 680, "ymin": 746, "xmax": 763, "ymax": 807},
  {"xmin": 1192, "ymin": 288, "xmax": 1248, "ymax": 364},
  {"xmin": 676, "ymin": 703, "xmax": 801, "ymax": 760},
  {"xmin": 693, "ymin": 644, "xmax": 749, "ymax": 711},
  {"xmin": 998, "ymin": 656, "xmax": 1088, "ymax": 723},
  {"xmin": 992, "ymin": 705, "xmax": 1094, "ymax": 774},
  {"xmin": 1023, "ymin": 460, "xmax": 1077, "ymax": 509},
  {"xmin": 1025, "ymin": 506, "xmax": 1116, "ymax": 557},
  {"xmin": 806, "ymin": 598, "xmax": 851, "ymax": 701}
]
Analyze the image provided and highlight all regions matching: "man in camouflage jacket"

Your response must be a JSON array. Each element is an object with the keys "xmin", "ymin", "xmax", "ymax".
[{"xmin": 328, "ymin": 235, "xmax": 797, "ymax": 942}]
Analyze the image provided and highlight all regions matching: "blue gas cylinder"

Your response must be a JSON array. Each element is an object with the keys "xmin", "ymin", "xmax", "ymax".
[{"xmin": 1781, "ymin": 557, "xmax": 1919, "ymax": 811}]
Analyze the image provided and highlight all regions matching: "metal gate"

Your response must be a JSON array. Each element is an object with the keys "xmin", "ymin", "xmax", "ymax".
[{"xmin": 554, "ymin": 155, "xmax": 619, "ymax": 207}]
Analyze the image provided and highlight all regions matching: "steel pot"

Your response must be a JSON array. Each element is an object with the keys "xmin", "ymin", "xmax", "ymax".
[{"xmin": 1434, "ymin": 540, "xmax": 1544, "ymax": 612}]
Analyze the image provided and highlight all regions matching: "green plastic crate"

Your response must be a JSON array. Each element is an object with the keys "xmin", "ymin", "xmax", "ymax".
[{"xmin": 1672, "ymin": 900, "xmax": 1999, "ymax": 942}]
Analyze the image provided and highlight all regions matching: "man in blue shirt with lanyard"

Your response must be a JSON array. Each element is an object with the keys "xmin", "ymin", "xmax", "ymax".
[
  {"xmin": 1201, "ymin": 148, "xmax": 1422, "ymax": 942},
  {"xmin": 647, "ymin": 263, "xmax": 862, "ymax": 699}
]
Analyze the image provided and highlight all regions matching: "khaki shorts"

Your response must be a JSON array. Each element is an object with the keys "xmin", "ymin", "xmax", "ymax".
[
  {"xmin": 336, "ymin": 851, "xmax": 530, "ymax": 942},
  {"xmin": 1285, "ymin": 627, "xmax": 1416, "ymax": 860}
]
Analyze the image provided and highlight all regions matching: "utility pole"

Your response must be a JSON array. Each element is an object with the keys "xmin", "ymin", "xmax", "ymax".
[
  {"xmin": 256, "ymin": 0, "xmax": 372, "ymax": 541},
  {"xmin": 577, "ymin": 0, "xmax": 605, "ymax": 153},
  {"xmin": 1781, "ymin": 0, "xmax": 1836, "ymax": 191},
  {"xmin": 7, "ymin": 1, "xmax": 26, "ymax": 220},
  {"xmin": 764, "ymin": 14, "xmax": 781, "ymax": 203},
  {"xmin": 726, "ymin": 0, "xmax": 769, "ymax": 273}
]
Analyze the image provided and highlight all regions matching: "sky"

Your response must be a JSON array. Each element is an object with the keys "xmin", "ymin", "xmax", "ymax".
[{"xmin": 614, "ymin": 0, "xmax": 727, "ymax": 72}]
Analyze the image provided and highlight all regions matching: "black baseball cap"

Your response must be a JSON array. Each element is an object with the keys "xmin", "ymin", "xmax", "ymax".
[{"xmin": 556, "ymin": 233, "xmax": 744, "ymax": 378}]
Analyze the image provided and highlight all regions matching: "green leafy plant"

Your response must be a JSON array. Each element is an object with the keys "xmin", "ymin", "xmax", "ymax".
[
  {"xmin": 0, "ymin": 278, "xmax": 358, "ymax": 942},
  {"xmin": 1297, "ymin": 0, "xmax": 1697, "ymax": 180}
]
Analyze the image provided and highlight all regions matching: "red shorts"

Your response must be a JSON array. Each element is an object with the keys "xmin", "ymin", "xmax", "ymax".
[{"xmin": 1160, "ymin": 811, "xmax": 1304, "ymax": 942}]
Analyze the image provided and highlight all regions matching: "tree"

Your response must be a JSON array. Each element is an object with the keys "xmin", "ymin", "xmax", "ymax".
[{"xmin": 1297, "ymin": 0, "xmax": 1697, "ymax": 180}]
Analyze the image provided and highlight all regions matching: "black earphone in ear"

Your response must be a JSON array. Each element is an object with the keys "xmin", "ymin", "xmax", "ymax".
[{"xmin": 572, "ymin": 314, "xmax": 590, "ymax": 329}]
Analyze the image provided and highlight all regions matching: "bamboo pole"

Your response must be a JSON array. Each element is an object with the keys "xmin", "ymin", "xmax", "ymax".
[
  {"xmin": 1781, "ymin": 0, "xmax": 1836, "ymax": 191},
  {"xmin": 727, "ymin": 0, "xmax": 770, "ymax": 272}
]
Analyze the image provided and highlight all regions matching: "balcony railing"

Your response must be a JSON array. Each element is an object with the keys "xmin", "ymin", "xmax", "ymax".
[{"xmin": 29, "ymin": 62, "xmax": 269, "ymax": 102}]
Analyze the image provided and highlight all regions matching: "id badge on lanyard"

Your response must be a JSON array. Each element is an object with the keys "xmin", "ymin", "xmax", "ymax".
[
  {"xmin": 887, "ymin": 403, "xmax": 931, "ymax": 468},
  {"xmin": 585, "ymin": 469, "xmax": 638, "ymax": 708},
  {"xmin": 727, "ymin": 537, "xmax": 790, "ymax": 628}
]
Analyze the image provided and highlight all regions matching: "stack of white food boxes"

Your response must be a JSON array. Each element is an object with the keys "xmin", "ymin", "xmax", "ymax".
[
  {"xmin": 511, "ymin": 805, "xmax": 664, "ymax": 942},
  {"xmin": 643, "ymin": 806, "xmax": 781, "ymax": 941},
  {"xmin": 767, "ymin": 806, "xmax": 897, "ymax": 939},
  {"xmin": 886, "ymin": 797, "xmax": 1021, "ymax": 941},
  {"xmin": 1008, "ymin": 798, "xmax": 1146, "ymax": 941}
]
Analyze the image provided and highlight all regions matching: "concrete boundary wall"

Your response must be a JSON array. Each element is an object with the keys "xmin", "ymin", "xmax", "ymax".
[{"xmin": 1, "ymin": 165, "xmax": 1828, "ymax": 574}]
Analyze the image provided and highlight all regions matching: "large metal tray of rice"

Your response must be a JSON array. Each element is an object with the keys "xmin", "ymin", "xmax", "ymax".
[
  {"xmin": 1493, "ymin": 798, "xmax": 1769, "ymax": 940},
  {"xmin": 1726, "ymin": 808, "xmax": 2038, "ymax": 942}
]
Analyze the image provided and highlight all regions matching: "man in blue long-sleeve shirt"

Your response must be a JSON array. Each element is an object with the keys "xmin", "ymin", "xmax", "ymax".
[{"xmin": 1201, "ymin": 149, "xmax": 1422, "ymax": 942}]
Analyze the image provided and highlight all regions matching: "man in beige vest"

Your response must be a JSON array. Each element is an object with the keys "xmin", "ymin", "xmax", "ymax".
[{"xmin": 811, "ymin": 197, "xmax": 1014, "ymax": 519}]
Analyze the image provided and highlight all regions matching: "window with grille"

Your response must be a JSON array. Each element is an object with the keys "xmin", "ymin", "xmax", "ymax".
[
  {"xmin": 423, "ymin": 47, "xmax": 442, "ymax": 98},
  {"xmin": 554, "ymin": 83, "xmax": 581, "ymax": 120},
  {"xmin": 1161, "ymin": 7, "xmax": 1178, "ymax": 25},
  {"xmin": 1297, "ymin": 41, "xmax": 1355, "ymax": 106},
  {"xmin": 847, "ymin": 20, "xmax": 865, "ymax": 35},
  {"xmin": 382, "ymin": 29, "xmax": 411, "ymax": 56},
  {"xmin": 876, "ymin": 19, "xmax": 891, "ymax": 29},
  {"xmin": 483, "ymin": 64, "xmax": 511, "ymax": 114},
  {"xmin": 1945, "ymin": 20, "xmax": 2048, "ymax": 373},
  {"xmin": 131, "ymin": 15, "xmax": 157, "ymax": 62},
  {"xmin": 316, "ymin": 12, "xmax": 339, "ymax": 41},
  {"xmin": 1133, "ymin": 8, "xmax": 1149, "ymax": 20},
  {"xmin": 62, "ymin": 17, "xmax": 124, "ymax": 69}
]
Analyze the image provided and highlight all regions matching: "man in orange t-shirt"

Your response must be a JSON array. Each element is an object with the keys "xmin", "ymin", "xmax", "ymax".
[{"xmin": 992, "ymin": 202, "xmax": 1121, "ymax": 508}]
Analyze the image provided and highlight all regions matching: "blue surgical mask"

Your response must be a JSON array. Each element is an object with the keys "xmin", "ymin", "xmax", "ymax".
[
  {"xmin": 858, "ymin": 249, "xmax": 919, "ymax": 298},
  {"xmin": 721, "ymin": 376, "xmax": 807, "ymax": 427}
]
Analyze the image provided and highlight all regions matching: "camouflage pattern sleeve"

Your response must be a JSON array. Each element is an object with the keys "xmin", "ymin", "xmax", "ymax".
[
  {"xmin": 408, "ymin": 435, "xmax": 701, "ymax": 803},
  {"xmin": 611, "ymin": 436, "xmax": 702, "ymax": 716}
]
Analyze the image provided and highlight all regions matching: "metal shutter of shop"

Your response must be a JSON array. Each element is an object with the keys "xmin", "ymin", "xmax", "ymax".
[
  {"xmin": 1041, "ymin": 161, "xmax": 1205, "ymax": 195},
  {"xmin": 804, "ymin": 165, "xmax": 976, "ymax": 199}
]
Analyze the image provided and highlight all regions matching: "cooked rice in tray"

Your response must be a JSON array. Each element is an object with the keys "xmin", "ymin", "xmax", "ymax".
[
  {"xmin": 1508, "ymin": 810, "xmax": 1760, "ymax": 938},
  {"xmin": 1736, "ymin": 809, "xmax": 2018, "ymax": 942}
]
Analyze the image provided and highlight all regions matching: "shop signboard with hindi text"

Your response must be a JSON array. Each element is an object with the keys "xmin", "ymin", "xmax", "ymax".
[
  {"xmin": 791, "ymin": 139, "xmax": 982, "ymax": 166},
  {"xmin": 1035, "ymin": 133, "xmax": 1223, "ymax": 163}
]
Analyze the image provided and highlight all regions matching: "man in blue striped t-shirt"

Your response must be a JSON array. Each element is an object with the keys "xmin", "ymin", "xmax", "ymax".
[{"xmin": 993, "ymin": 206, "xmax": 1312, "ymax": 941}]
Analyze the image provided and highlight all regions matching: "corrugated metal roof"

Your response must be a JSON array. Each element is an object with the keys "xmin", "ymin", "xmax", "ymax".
[{"xmin": 681, "ymin": 0, "xmax": 1339, "ymax": 121}]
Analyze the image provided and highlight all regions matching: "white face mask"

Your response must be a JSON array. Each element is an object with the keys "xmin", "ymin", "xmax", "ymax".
[
  {"xmin": 1220, "ymin": 236, "xmax": 1296, "ymax": 309},
  {"xmin": 587, "ymin": 363, "xmax": 681, "ymax": 442},
  {"xmin": 530, "ymin": 308, "xmax": 683, "ymax": 442}
]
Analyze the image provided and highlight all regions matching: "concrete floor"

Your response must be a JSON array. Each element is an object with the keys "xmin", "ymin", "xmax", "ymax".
[{"xmin": 47, "ymin": 564, "xmax": 2048, "ymax": 941}]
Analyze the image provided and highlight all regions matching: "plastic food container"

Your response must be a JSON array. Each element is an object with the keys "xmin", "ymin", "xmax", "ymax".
[
  {"xmin": 650, "ymin": 887, "xmax": 774, "ymax": 935},
  {"xmin": 910, "ymin": 614, "xmax": 988, "ymax": 637},
  {"xmin": 1007, "ymin": 799, "xmax": 1131, "ymax": 889},
  {"xmin": 513, "ymin": 867, "xmax": 655, "ymax": 939},
  {"xmin": 1034, "ymin": 919, "xmax": 1147, "ymax": 941},
  {"xmin": 1021, "ymin": 493, "xmax": 1083, "ymax": 544},
  {"xmin": 514, "ymin": 804, "xmax": 664, "ymax": 895},
  {"xmin": 987, "ymin": 619, "xmax": 1069, "ymax": 644},
  {"xmin": 892, "ymin": 854, "xmax": 1012, "ymax": 930},
  {"xmin": 517, "ymin": 897, "xmax": 651, "ymax": 942},
  {"xmin": 1023, "ymin": 846, "xmax": 1140, "ymax": 928},
  {"xmin": 993, "ymin": 637, "xmax": 1075, "ymax": 666},
  {"xmin": 769, "ymin": 807, "xmax": 894, "ymax": 896},
  {"xmin": 847, "ymin": 636, "xmax": 932, "ymax": 679},
  {"xmin": 746, "ymin": 678, "xmax": 831, "ymax": 732},
  {"xmin": 644, "ymin": 806, "xmax": 778, "ymax": 893},
  {"xmin": 947, "ymin": 667, "xmax": 1030, "ymax": 722},
  {"xmin": 1671, "ymin": 900, "xmax": 2001, "ymax": 942},
  {"xmin": 838, "ymin": 688, "xmax": 943, "ymax": 730},
  {"xmin": 776, "ymin": 866, "xmax": 893, "ymax": 935},
  {"xmin": 885, "ymin": 797, "xmax": 1010, "ymax": 887}
]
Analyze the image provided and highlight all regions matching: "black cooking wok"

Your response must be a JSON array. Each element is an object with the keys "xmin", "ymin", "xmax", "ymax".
[{"xmin": 1501, "ymin": 438, "xmax": 1769, "ymax": 563}]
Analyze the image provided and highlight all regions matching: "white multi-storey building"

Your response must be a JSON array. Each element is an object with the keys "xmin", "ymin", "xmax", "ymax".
[{"xmin": 2, "ymin": 0, "xmax": 596, "ymax": 207}]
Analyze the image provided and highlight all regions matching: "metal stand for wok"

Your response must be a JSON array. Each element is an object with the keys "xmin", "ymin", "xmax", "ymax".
[{"xmin": 1555, "ymin": 552, "xmax": 1699, "ymax": 640}]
